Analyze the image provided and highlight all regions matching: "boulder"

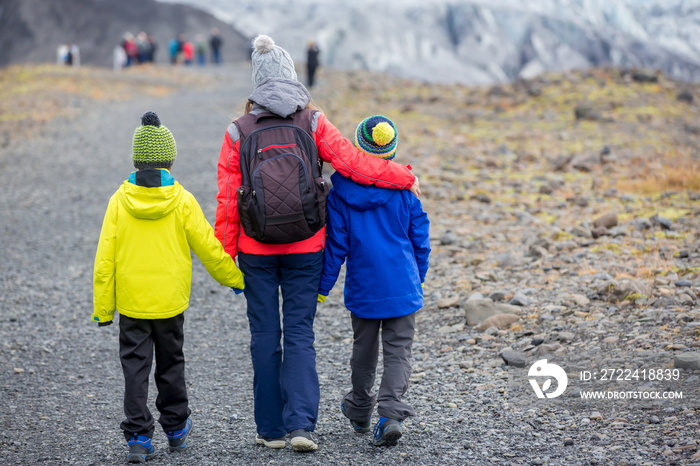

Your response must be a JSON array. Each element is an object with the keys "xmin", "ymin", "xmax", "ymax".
[
  {"xmin": 475, "ymin": 313, "xmax": 520, "ymax": 331},
  {"xmin": 438, "ymin": 295, "xmax": 461, "ymax": 309},
  {"xmin": 593, "ymin": 211, "xmax": 618, "ymax": 229},
  {"xmin": 674, "ymin": 352, "xmax": 700, "ymax": 371},
  {"xmin": 500, "ymin": 350, "xmax": 527, "ymax": 368},
  {"xmin": 465, "ymin": 298, "xmax": 521, "ymax": 326}
]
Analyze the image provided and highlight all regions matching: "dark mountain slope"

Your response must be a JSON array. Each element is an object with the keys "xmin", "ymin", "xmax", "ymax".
[{"xmin": 0, "ymin": 0, "xmax": 251, "ymax": 67}]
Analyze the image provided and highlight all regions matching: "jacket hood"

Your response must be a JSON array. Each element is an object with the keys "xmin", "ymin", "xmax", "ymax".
[
  {"xmin": 117, "ymin": 180, "xmax": 184, "ymax": 220},
  {"xmin": 330, "ymin": 172, "xmax": 395, "ymax": 212},
  {"xmin": 249, "ymin": 78, "xmax": 311, "ymax": 118}
]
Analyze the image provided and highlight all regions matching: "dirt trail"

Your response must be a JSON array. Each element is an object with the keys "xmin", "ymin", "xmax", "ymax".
[{"xmin": 1, "ymin": 63, "xmax": 699, "ymax": 465}]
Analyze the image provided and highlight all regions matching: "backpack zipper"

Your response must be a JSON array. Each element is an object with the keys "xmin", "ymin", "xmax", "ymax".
[
  {"xmin": 242, "ymin": 124, "xmax": 316, "ymax": 160},
  {"xmin": 258, "ymin": 143, "xmax": 297, "ymax": 156}
]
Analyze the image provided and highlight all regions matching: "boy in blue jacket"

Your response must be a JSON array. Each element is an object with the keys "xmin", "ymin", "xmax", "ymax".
[{"xmin": 318, "ymin": 115, "xmax": 430, "ymax": 446}]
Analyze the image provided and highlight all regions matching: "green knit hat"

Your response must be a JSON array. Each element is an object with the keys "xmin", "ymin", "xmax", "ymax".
[{"xmin": 132, "ymin": 111, "xmax": 177, "ymax": 169}]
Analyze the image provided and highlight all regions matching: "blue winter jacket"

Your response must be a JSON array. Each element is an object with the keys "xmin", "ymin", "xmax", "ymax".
[{"xmin": 319, "ymin": 172, "xmax": 430, "ymax": 319}]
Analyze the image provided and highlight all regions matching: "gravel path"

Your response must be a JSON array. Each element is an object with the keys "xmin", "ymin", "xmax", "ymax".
[{"xmin": 1, "ymin": 64, "xmax": 699, "ymax": 465}]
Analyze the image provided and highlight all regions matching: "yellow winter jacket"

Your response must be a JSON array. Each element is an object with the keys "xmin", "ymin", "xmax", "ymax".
[{"xmin": 92, "ymin": 170, "xmax": 244, "ymax": 323}]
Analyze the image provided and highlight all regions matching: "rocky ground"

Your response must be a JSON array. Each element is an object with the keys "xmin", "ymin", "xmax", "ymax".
[{"xmin": 1, "ymin": 62, "xmax": 699, "ymax": 465}]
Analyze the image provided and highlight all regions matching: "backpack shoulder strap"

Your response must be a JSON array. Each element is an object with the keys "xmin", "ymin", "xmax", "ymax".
[
  {"xmin": 290, "ymin": 108, "xmax": 316, "ymax": 135},
  {"xmin": 233, "ymin": 113, "xmax": 257, "ymax": 143}
]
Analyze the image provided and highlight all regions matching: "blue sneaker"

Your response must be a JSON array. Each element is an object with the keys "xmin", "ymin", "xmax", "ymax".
[
  {"xmin": 341, "ymin": 402, "xmax": 371, "ymax": 434},
  {"xmin": 126, "ymin": 435, "xmax": 155, "ymax": 463},
  {"xmin": 165, "ymin": 417, "xmax": 193, "ymax": 452},
  {"xmin": 372, "ymin": 417, "xmax": 402, "ymax": 446}
]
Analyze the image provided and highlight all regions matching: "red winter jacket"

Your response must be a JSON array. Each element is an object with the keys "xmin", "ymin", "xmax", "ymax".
[{"xmin": 215, "ymin": 111, "xmax": 416, "ymax": 257}]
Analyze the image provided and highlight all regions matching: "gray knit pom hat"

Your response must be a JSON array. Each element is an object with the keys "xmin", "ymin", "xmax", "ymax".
[{"xmin": 251, "ymin": 35, "xmax": 298, "ymax": 87}]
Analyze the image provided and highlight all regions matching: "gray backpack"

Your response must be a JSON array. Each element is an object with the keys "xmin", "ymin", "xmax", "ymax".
[{"xmin": 234, "ymin": 109, "xmax": 329, "ymax": 244}]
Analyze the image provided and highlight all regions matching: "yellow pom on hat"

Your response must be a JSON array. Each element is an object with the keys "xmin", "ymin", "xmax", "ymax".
[{"xmin": 372, "ymin": 122, "xmax": 395, "ymax": 146}]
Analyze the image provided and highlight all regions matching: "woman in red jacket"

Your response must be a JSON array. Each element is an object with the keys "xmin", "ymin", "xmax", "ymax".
[{"xmin": 214, "ymin": 35, "xmax": 419, "ymax": 452}]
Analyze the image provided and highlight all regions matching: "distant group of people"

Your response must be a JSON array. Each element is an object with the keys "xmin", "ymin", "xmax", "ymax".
[
  {"xmin": 118, "ymin": 28, "xmax": 223, "ymax": 67},
  {"xmin": 121, "ymin": 32, "xmax": 157, "ymax": 67},
  {"xmin": 168, "ymin": 28, "xmax": 223, "ymax": 66},
  {"xmin": 118, "ymin": 29, "xmax": 320, "ymax": 83}
]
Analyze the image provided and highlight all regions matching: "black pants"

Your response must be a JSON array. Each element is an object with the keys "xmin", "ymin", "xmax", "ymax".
[
  {"xmin": 343, "ymin": 313, "xmax": 416, "ymax": 422},
  {"xmin": 119, "ymin": 313, "xmax": 190, "ymax": 440}
]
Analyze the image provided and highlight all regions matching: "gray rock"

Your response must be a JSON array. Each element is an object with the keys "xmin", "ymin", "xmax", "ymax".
[
  {"xmin": 556, "ymin": 332, "xmax": 575, "ymax": 342},
  {"xmin": 591, "ymin": 226, "xmax": 608, "ymax": 239},
  {"xmin": 476, "ymin": 313, "xmax": 520, "ymax": 331},
  {"xmin": 500, "ymin": 350, "xmax": 527, "ymax": 367},
  {"xmin": 593, "ymin": 211, "xmax": 618, "ymax": 229},
  {"xmin": 651, "ymin": 215, "xmax": 672, "ymax": 230},
  {"xmin": 438, "ymin": 296, "xmax": 461, "ymax": 309},
  {"xmin": 674, "ymin": 352, "xmax": 700, "ymax": 371},
  {"xmin": 528, "ymin": 244, "xmax": 549, "ymax": 258},
  {"xmin": 675, "ymin": 280, "xmax": 692, "ymax": 287},
  {"xmin": 609, "ymin": 226, "xmax": 627, "ymax": 237},
  {"xmin": 571, "ymin": 225, "xmax": 591, "ymax": 237},
  {"xmin": 509, "ymin": 292, "xmax": 531, "ymax": 306},
  {"xmin": 634, "ymin": 218, "xmax": 652, "ymax": 230},
  {"xmin": 536, "ymin": 343, "xmax": 561, "ymax": 355},
  {"xmin": 487, "ymin": 290, "xmax": 509, "ymax": 301},
  {"xmin": 571, "ymin": 294, "xmax": 590, "ymax": 306},
  {"xmin": 677, "ymin": 90, "xmax": 693, "ymax": 104},
  {"xmin": 464, "ymin": 299, "xmax": 521, "ymax": 326},
  {"xmin": 631, "ymin": 70, "xmax": 658, "ymax": 83},
  {"xmin": 497, "ymin": 253, "xmax": 526, "ymax": 268},
  {"xmin": 440, "ymin": 230, "xmax": 458, "ymax": 246},
  {"xmin": 574, "ymin": 102, "xmax": 603, "ymax": 121},
  {"xmin": 599, "ymin": 278, "xmax": 652, "ymax": 302}
]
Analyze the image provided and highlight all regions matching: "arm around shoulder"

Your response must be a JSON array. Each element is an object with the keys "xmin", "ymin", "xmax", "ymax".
[{"xmin": 313, "ymin": 113, "xmax": 416, "ymax": 191}]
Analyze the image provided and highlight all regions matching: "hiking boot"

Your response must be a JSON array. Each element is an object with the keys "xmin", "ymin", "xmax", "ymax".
[
  {"xmin": 165, "ymin": 417, "xmax": 193, "ymax": 452},
  {"xmin": 341, "ymin": 402, "xmax": 371, "ymax": 434},
  {"xmin": 372, "ymin": 417, "xmax": 402, "ymax": 446},
  {"xmin": 289, "ymin": 429, "xmax": 318, "ymax": 452},
  {"xmin": 255, "ymin": 434, "xmax": 286, "ymax": 449},
  {"xmin": 126, "ymin": 435, "xmax": 155, "ymax": 463}
]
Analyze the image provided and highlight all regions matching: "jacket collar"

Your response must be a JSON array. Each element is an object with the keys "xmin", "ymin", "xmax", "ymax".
[{"xmin": 128, "ymin": 169, "xmax": 175, "ymax": 188}]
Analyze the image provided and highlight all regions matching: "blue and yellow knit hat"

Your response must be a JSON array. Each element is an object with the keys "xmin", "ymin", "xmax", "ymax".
[
  {"xmin": 132, "ymin": 111, "xmax": 177, "ymax": 169},
  {"xmin": 354, "ymin": 115, "xmax": 398, "ymax": 160}
]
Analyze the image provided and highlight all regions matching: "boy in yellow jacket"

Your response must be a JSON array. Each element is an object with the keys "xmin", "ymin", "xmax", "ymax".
[{"xmin": 93, "ymin": 111, "xmax": 244, "ymax": 463}]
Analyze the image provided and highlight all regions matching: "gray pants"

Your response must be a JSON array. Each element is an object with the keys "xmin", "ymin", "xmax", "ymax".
[{"xmin": 343, "ymin": 313, "xmax": 416, "ymax": 422}]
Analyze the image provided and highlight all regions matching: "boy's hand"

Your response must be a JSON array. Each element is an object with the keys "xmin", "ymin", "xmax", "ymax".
[
  {"xmin": 317, "ymin": 294, "xmax": 327, "ymax": 303},
  {"xmin": 98, "ymin": 321, "xmax": 113, "ymax": 327}
]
